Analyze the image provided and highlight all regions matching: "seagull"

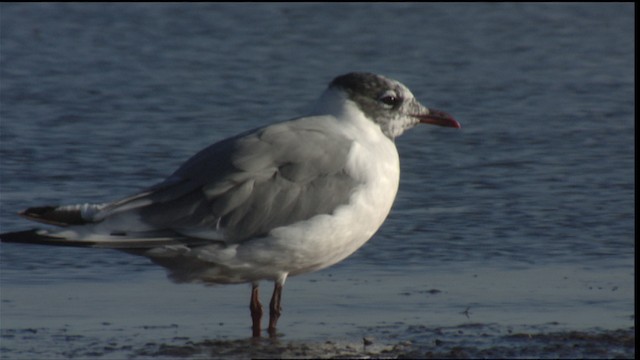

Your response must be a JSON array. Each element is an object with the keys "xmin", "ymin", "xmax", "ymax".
[{"xmin": 0, "ymin": 72, "xmax": 460, "ymax": 337}]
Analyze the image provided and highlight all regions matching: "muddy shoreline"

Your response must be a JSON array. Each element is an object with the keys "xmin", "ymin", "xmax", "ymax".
[{"xmin": 2, "ymin": 324, "xmax": 634, "ymax": 359}]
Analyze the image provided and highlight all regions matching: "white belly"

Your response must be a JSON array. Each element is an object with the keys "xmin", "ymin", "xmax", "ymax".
[
  {"xmin": 163, "ymin": 109, "xmax": 402, "ymax": 284},
  {"xmin": 233, "ymin": 127, "xmax": 401, "ymax": 279}
]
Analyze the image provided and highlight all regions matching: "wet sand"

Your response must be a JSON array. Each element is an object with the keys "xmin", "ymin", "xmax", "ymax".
[
  {"xmin": 1, "ymin": 323, "xmax": 634, "ymax": 359},
  {"xmin": 1, "ymin": 252, "xmax": 634, "ymax": 359},
  {"xmin": 143, "ymin": 327, "xmax": 635, "ymax": 359}
]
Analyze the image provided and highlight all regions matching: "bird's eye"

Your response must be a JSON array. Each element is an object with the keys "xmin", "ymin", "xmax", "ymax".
[
  {"xmin": 380, "ymin": 95, "xmax": 397, "ymax": 105},
  {"xmin": 378, "ymin": 91, "xmax": 402, "ymax": 107}
]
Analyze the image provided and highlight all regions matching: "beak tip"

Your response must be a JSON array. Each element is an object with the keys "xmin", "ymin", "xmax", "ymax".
[{"xmin": 417, "ymin": 109, "xmax": 461, "ymax": 129}]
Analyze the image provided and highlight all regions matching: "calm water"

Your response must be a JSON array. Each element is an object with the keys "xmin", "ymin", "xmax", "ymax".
[{"xmin": 0, "ymin": 3, "xmax": 634, "ymax": 358}]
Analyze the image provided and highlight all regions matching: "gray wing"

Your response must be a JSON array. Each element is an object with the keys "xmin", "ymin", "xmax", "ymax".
[{"xmin": 97, "ymin": 116, "xmax": 360, "ymax": 242}]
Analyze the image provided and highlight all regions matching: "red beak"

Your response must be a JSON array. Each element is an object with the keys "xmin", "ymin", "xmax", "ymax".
[{"xmin": 415, "ymin": 109, "xmax": 461, "ymax": 128}]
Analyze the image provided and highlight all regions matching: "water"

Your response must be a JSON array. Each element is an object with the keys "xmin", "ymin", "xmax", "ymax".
[{"xmin": 0, "ymin": 3, "xmax": 634, "ymax": 358}]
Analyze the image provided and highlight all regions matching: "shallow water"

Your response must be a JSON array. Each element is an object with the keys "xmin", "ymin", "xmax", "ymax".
[{"xmin": 0, "ymin": 3, "xmax": 635, "ymax": 358}]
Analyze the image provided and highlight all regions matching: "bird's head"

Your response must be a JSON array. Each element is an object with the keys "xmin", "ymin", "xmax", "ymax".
[{"xmin": 327, "ymin": 72, "xmax": 460, "ymax": 139}]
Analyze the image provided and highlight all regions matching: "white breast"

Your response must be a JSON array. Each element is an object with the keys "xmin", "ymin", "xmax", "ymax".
[
  {"xmin": 186, "ymin": 98, "xmax": 402, "ymax": 283},
  {"xmin": 242, "ymin": 104, "xmax": 401, "ymax": 278}
]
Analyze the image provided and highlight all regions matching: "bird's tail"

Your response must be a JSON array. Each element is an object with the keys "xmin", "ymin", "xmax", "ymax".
[
  {"xmin": 1, "ymin": 204, "xmax": 209, "ymax": 250},
  {"xmin": 0, "ymin": 228, "xmax": 208, "ymax": 249},
  {"xmin": 17, "ymin": 203, "xmax": 105, "ymax": 226},
  {"xmin": 1, "ymin": 229, "xmax": 106, "ymax": 247}
]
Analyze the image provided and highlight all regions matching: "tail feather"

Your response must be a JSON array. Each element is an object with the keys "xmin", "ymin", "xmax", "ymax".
[
  {"xmin": 19, "ymin": 203, "xmax": 106, "ymax": 226},
  {"xmin": 4, "ymin": 200, "xmax": 217, "ymax": 250},
  {"xmin": 0, "ymin": 229, "xmax": 103, "ymax": 247},
  {"xmin": 0, "ymin": 229, "xmax": 212, "ymax": 249}
]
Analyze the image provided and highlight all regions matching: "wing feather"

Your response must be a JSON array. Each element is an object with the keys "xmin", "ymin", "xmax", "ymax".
[{"xmin": 69, "ymin": 116, "xmax": 362, "ymax": 244}]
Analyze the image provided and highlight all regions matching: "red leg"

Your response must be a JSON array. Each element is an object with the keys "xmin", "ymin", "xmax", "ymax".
[
  {"xmin": 250, "ymin": 283, "xmax": 263, "ymax": 337},
  {"xmin": 267, "ymin": 282, "xmax": 283, "ymax": 337}
]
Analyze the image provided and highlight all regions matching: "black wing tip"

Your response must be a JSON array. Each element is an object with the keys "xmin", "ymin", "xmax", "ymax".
[
  {"xmin": 0, "ymin": 229, "xmax": 209, "ymax": 250},
  {"xmin": 0, "ymin": 229, "xmax": 96, "ymax": 247},
  {"xmin": 19, "ymin": 206, "xmax": 89, "ymax": 226}
]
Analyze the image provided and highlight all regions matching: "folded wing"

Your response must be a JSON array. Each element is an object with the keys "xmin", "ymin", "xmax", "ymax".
[{"xmin": 3, "ymin": 116, "xmax": 361, "ymax": 248}]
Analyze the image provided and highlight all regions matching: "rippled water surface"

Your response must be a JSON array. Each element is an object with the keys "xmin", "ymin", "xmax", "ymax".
[{"xmin": 0, "ymin": 3, "xmax": 634, "ymax": 358}]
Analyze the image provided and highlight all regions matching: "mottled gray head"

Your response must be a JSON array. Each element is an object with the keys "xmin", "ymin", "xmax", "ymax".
[{"xmin": 329, "ymin": 72, "xmax": 460, "ymax": 139}]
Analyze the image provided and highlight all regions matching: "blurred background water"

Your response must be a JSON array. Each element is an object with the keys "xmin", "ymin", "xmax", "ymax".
[{"xmin": 0, "ymin": 3, "xmax": 634, "ymax": 358}]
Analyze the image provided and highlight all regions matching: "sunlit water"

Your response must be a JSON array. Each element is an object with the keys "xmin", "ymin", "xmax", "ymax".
[{"xmin": 0, "ymin": 3, "xmax": 634, "ymax": 358}]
